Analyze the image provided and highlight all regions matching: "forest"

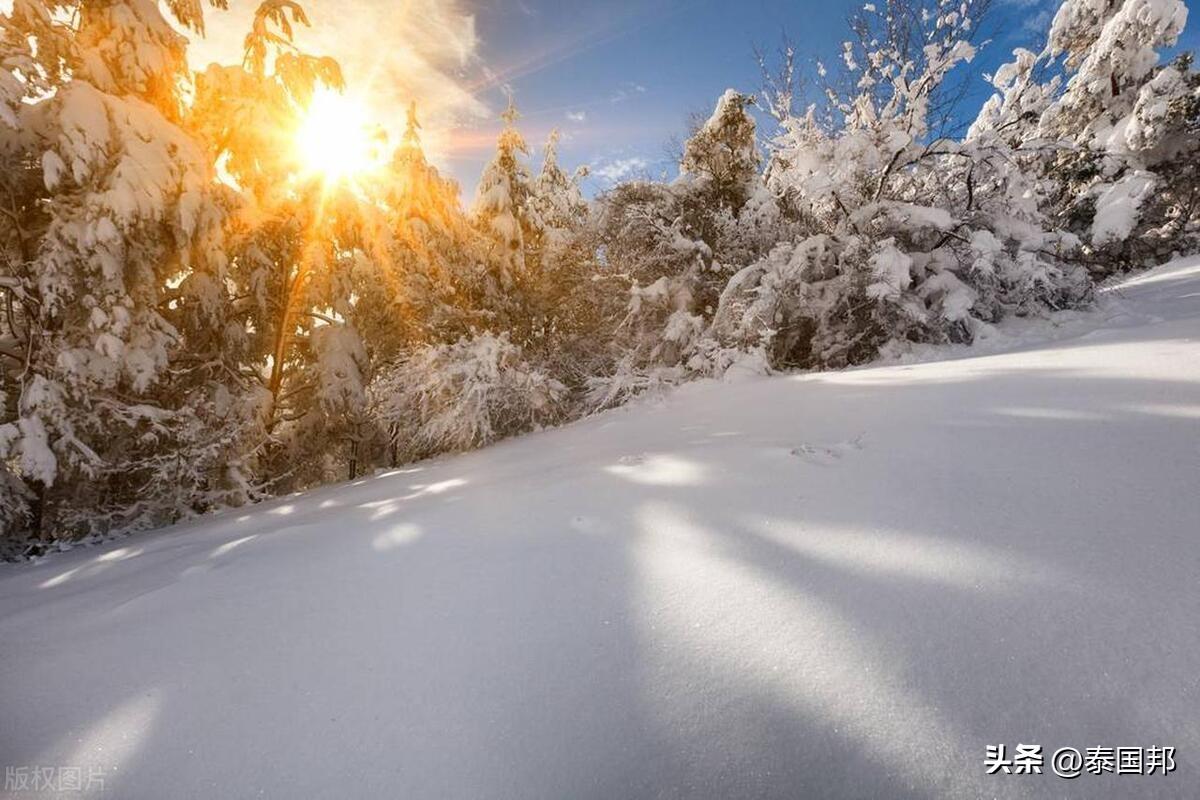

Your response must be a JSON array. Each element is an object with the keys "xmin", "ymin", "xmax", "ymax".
[{"xmin": 1, "ymin": 0, "xmax": 1197, "ymax": 556}]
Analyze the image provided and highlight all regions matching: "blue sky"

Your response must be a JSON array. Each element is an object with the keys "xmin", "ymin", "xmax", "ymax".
[
  {"xmin": 463, "ymin": 0, "xmax": 893, "ymax": 192},
  {"xmin": 191, "ymin": 0, "xmax": 1200, "ymax": 198}
]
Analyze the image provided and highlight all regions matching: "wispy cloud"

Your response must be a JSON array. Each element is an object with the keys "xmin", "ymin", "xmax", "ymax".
[
  {"xmin": 462, "ymin": 3, "xmax": 673, "ymax": 101},
  {"xmin": 565, "ymin": 110, "xmax": 587, "ymax": 123},
  {"xmin": 992, "ymin": 0, "xmax": 1059, "ymax": 34},
  {"xmin": 610, "ymin": 82, "xmax": 648, "ymax": 104},
  {"xmin": 1021, "ymin": 6, "xmax": 1056, "ymax": 34}
]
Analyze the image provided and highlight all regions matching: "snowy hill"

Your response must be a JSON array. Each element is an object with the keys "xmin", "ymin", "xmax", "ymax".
[{"xmin": 2, "ymin": 258, "xmax": 1199, "ymax": 799}]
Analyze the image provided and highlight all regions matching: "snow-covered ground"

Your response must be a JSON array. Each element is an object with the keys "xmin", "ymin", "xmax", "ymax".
[{"xmin": 3, "ymin": 258, "xmax": 1199, "ymax": 799}]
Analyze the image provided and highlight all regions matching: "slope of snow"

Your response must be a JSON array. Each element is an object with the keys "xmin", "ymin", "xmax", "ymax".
[{"xmin": 3, "ymin": 259, "xmax": 1199, "ymax": 799}]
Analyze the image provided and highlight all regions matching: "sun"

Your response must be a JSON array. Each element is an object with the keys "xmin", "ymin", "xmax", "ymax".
[{"xmin": 294, "ymin": 88, "xmax": 379, "ymax": 181}]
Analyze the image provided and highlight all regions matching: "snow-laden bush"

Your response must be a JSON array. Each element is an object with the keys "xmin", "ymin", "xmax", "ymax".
[{"xmin": 374, "ymin": 333, "xmax": 567, "ymax": 460}]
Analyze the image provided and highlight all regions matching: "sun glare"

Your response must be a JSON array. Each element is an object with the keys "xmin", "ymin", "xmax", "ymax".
[{"xmin": 295, "ymin": 89, "xmax": 378, "ymax": 181}]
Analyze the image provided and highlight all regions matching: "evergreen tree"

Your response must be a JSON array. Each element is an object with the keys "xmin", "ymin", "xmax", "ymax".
[
  {"xmin": 189, "ymin": 2, "xmax": 380, "ymax": 490},
  {"xmin": 374, "ymin": 101, "xmax": 488, "ymax": 346},
  {"xmin": 528, "ymin": 129, "xmax": 590, "ymax": 253},
  {"xmin": 472, "ymin": 96, "xmax": 536, "ymax": 290},
  {"xmin": 1036, "ymin": 0, "xmax": 1196, "ymax": 267},
  {"xmin": 0, "ymin": 0, "xmax": 229, "ymax": 549},
  {"xmin": 680, "ymin": 89, "xmax": 762, "ymax": 211}
]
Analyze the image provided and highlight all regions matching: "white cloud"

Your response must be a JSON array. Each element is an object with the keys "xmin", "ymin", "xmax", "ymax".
[
  {"xmin": 594, "ymin": 156, "xmax": 649, "ymax": 182},
  {"xmin": 566, "ymin": 110, "xmax": 587, "ymax": 123}
]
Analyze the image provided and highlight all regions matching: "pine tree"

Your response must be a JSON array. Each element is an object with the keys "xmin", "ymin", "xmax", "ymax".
[
  {"xmin": 0, "ymin": 0, "xmax": 229, "ymax": 549},
  {"xmin": 472, "ymin": 96, "xmax": 536, "ymax": 290},
  {"xmin": 528, "ymin": 129, "xmax": 590, "ymax": 253},
  {"xmin": 680, "ymin": 89, "xmax": 762, "ymax": 211},
  {"xmin": 1033, "ymin": 0, "xmax": 1196, "ymax": 268},
  {"xmin": 188, "ymin": 2, "xmax": 380, "ymax": 491},
  {"xmin": 375, "ymin": 101, "xmax": 488, "ymax": 345}
]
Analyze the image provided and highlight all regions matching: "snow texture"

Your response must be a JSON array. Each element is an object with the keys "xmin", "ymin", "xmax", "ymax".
[
  {"xmin": 1092, "ymin": 172, "xmax": 1158, "ymax": 244},
  {"xmin": 1, "ymin": 258, "xmax": 1199, "ymax": 798}
]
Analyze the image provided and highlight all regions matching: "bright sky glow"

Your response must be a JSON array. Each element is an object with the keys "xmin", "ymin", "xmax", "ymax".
[{"xmin": 294, "ymin": 89, "xmax": 378, "ymax": 181}]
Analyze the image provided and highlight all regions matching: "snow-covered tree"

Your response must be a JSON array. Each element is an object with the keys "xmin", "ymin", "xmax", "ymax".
[
  {"xmin": 585, "ymin": 89, "xmax": 792, "ymax": 403},
  {"xmin": 680, "ymin": 89, "xmax": 762, "ymax": 210},
  {"xmin": 709, "ymin": 0, "xmax": 1091, "ymax": 371},
  {"xmin": 373, "ymin": 101, "xmax": 493, "ymax": 346},
  {"xmin": 1039, "ymin": 0, "xmax": 1188, "ymax": 143},
  {"xmin": 528, "ymin": 129, "xmax": 590, "ymax": 253},
  {"xmin": 1031, "ymin": 0, "xmax": 1197, "ymax": 268},
  {"xmin": 467, "ymin": 110, "xmax": 602, "ymax": 402},
  {"xmin": 0, "ymin": 0, "xmax": 230, "ymax": 548},
  {"xmin": 968, "ymin": 48, "xmax": 1060, "ymax": 144},
  {"xmin": 586, "ymin": 179, "xmax": 711, "ymax": 406},
  {"xmin": 187, "ymin": 2, "xmax": 395, "ymax": 491},
  {"xmin": 511, "ymin": 129, "xmax": 604, "ymax": 379},
  {"xmin": 472, "ymin": 96, "xmax": 536, "ymax": 290}
]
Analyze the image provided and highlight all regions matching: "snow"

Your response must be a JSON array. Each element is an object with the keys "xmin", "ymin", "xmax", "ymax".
[
  {"xmin": 1092, "ymin": 171, "xmax": 1157, "ymax": 244},
  {"xmin": 867, "ymin": 239, "xmax": 914, "ymax": 299},
  {"xmin": 2, "ymin": 258, "xmax": 1200, "ymax": 798}
]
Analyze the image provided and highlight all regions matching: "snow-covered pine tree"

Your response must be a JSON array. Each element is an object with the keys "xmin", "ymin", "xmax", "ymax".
[
  {"xmin": 509, "ymin": 128, "xmax": 605, "ymax": 383},
  {"xmin": 528, "ymin": 129, "xmax": 590, "ymax": 256},
  {"xmin": 1033, "ymin": 0, "xmax": 1197, "ymax": 268},
  {"xmin": 371, "ymin": 101, "xmax": 489, "ymax": 348},
  {"xmin": 587, "ymin": 89, "xmax": 788, "ymax": 403},
  {"xmin": 680, "ymin": 89, "xmax": 762, "ymax": 212},
  {"xmin": 472, "ymin": 95, "xmax": 536, "ymax": 291},
  {"xmin": 189, "ymin": 2, "xmax": 380, "ymax": 490},
  {"xmin": 678, "ymin": 89, "xmax": 787, "ymax": 277},
  {"xmin": 0, "ymin": 0, "xmax": 230, "ymax": 550}
]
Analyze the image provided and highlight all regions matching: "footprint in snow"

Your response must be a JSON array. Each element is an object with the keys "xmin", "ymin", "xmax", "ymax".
[
  {"xmin": 569, "ymin": 515, "xmax": 602, "ymax": 534},
  {"xmin": 788, "ymin": 436, "xmax": 865, "ymax": 466}
]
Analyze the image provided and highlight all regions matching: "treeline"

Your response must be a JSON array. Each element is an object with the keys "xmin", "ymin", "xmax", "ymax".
[{"xmin": 1, "ymin": 0, "xmax": 1197, "ymax": 556}]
